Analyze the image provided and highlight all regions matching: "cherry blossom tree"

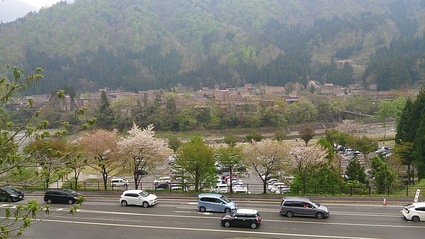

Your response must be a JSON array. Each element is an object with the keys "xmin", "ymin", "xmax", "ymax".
[
  {"xmin": 290, "ymin": 144, "xmax": 328, "ymax": 192},
  {"xmin": 118, "ymin": 123, "xmax": 168, "ymax": 189},
  {"xmin": 242, "ymin": 139, "xmax": 291, "ymax": 194},
  {"xmin": 79, "ymin": 129, "xmax": 120, "ymax": 190}
]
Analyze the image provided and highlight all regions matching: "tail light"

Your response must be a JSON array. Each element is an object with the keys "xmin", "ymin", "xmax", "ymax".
[{"xmin": 256, "ymin": 217, "xmax": 261, "ymax": 223}]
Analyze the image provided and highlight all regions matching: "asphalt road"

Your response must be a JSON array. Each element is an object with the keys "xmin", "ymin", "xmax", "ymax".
[{"xmin": 1, "ymin": 195, "xmax": 424, "ymax": 239}]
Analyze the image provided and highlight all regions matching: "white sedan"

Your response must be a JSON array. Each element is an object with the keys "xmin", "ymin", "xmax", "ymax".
[{"xmin": 401, "ymin": 202, "xmax": 425, "ymax": 222}]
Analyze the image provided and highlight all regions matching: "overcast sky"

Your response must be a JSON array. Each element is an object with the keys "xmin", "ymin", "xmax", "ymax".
[
  {"xmin": 20, "ymin": 0, "xmax": 73, "ymax": 9},
  {"xmin": 0, "ymin": 0, "xmax": 75, "ymax": 23}
]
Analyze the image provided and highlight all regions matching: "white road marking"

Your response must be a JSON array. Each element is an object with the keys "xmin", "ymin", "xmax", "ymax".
[{"xmin": 41, "ymin": 218, "xmax": 386, "ymax": 239}]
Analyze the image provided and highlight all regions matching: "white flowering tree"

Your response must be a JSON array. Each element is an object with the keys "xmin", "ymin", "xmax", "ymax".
[
  {"xmin": 119, "ymin": 123, "xmax": 168, "ymax": 189},
  {"xmin": 290, "ymin": 144, "xmax": 328, "ymax": 192},
  {"xmin": 242, "ymin": 139, "xmax": 291, "ymax": 194}
]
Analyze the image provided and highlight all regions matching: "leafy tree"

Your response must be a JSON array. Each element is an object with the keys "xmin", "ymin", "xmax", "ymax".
[
  {"xmin": 290, "ymin": 145, "xmax": 328, "ymax": 193},
  {"xmin": 375, "ymin": 98, "xmax": 406, "ymax": 142},
  {"xmin": 175, "ymin": 135, "xmax": 215, "ymax": 191},
  {"xmin": 215, "ymin": 146, "xmax": 244, "ymax": 193},
  {"xmin": 370, "ymin": 156, "xmax": 397, "ymax": 193},
  {"xmin": 0, "ymin": 65, "xmax": 89, "ymax": 238},
  {"xmin": 168, "ymin": 135, "xmax": 182, "ymax": 153},
  {"xmin": 24, "ymin": 138, "xmax": 68, "ymax": 188},
  {"xmin": 299, "ymin": 126, "xmax": 315, "ymax": 146},
  {"xmin": 246, "ymin": 130, "xmax": 263, "ymax": 142},
  {"xmin": 274, "ymin": 129, "xmax": 286, "ymax": 141},
  {"xmin": 324, "ymin": 128, "xmax": 349, "ymax": 147},
  {"xmin": 64, "ymin": 142, "xmax": 88, "ymax": 189},
  {"xmin": 223, "ymin": 132, "xmax": 238, "ymax": 147},
  {"xmin": 78, "ymin": 129, "xmax": 120, "ymax": 190},
  {"xmin": 242, "ymin": 139, "xmax": 291, "ymax": 194},
  {"xmin": 118, "ymin": 124, "xmax": 168, "ymax": 189}
]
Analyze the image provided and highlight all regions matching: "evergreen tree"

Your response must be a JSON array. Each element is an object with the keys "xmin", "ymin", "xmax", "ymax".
[
  {"xmin": 345, "ymin": 158, "xmax": 367, "ymax": 185},
  {"xmin": 396, "ymin": 98, "xmax": 413, "ymax": 143},
  {"xmin": 96, "ymin": 91, "xmax": 114, "ymax": 129}
]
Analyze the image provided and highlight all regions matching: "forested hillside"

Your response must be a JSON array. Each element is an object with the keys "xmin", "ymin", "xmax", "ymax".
[{"xmin": 0, "ymin": 0, "xmax": 424, "ymax": 95}]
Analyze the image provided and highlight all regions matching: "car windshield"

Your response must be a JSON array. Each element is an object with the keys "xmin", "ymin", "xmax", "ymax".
[
  {"xmin": 220, "ymin": 195, "xmax": 231, "ymax": 203},
  {"xmin": 138, "ymin": 191, "xmax": 149, "ymax": 197},
  {"xmin": 3, "ymin": 187, "xmax": 19, "ymax": 194}
]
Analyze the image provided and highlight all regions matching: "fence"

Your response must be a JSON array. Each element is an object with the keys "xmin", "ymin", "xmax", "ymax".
[{"xmin": 28, "ymin": 180, "xmax": 424, "ymax": 198}]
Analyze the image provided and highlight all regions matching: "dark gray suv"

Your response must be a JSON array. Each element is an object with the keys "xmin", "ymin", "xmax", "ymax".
[{"xmin": 280, "ymin": 197, "xmax": 329, "ymax": 219}]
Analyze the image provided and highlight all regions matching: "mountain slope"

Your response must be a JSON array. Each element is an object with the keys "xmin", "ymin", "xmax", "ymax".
[{"xmin": 0, "ymin": 0, "xmax": 424, "ymax": 94}]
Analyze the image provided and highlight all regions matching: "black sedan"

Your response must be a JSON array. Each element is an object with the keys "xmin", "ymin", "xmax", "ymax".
[
  {"xmin": 0, "ymin": 186, "xmax": 24, "ymax": 202},
  {"xmin": 221, "ymin": 209, "xmax": 261, "ymax": 229}
]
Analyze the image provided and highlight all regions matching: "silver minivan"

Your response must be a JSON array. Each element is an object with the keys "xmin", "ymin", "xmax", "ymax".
[
  {"xmin": 280, "ymin": 197, "xmax": 329, "ymax": 219},
  {"xmin": 111, "ymin": 178, "xmax": 129, "ymax": 187},
  {"xmin": 198, "ymin": 193, "xmax": 237, "ymax": 213}
]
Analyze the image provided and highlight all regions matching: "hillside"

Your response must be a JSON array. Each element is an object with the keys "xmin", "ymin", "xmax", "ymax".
[{"xmin": 0, "ymin": 0, "xmax": 424, "ymax": 95}]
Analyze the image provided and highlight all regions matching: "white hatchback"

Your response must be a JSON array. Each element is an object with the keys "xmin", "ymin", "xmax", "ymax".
[
  {"xmin": 401, "ymin": 202, "xmax": 425, "ymax": 222},
  {"xmin": 120, "ymin": 190, "xmax": 158, "ymax": 208}
]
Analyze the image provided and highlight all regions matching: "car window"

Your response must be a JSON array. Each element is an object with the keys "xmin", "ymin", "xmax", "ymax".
[
  {"xmin": 220, "ymin": 195, "xmax": 231, "ymax": 203},
  {"xmin": 138, "ymin": 191, "xmax": 149, "ymax": 197},
  {"xmin": 3, "ymin": 187, "xmax": 17, "ymax": 194},
  {"xmin": 205, "ymin": 197, "xmax": 215, "ymax": 203},
  {"xmin": 293, "ymin": 201, "xmax": 304, "ymax": 207},
  {"xmin": 416, "ymin": 207, "xmax": 425, "ymax": 211},
  {"xmin": 283, "ymin": 201, "xmax": 292, "ymax": 206},
  {"xmin": 310, "ymin": 200, "xmax": 320, "ymax": 207}
]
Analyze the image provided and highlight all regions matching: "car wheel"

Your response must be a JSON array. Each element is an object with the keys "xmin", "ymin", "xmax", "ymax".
[
  {"xmin": 250, "ymin": 223, "xmax": 257, "ymax": 229},
  {"xmin": 142, "ymin": 202, "xmax": 149, "ymax": 208},
  {"xmin": 316, "ymin": 212, "xmax": 324, "ymax": 219},
  {"xmin": 121, "ymin": 200, "xmax": 128, "ymax": 207},
  {"xmin": 224, "ymin": 208, "xmax": 231, "ymax": 213},
  {"xmin": 47, "ymin": 199, "xmax": 52, "ymax": 204},
  {"xmin": 7, "ymin": 197, "xmax": 13, "ymax": 203},
  {"xmin": 412, "ymin": 216, "xmax": 420, "ymax": 222},
  {"xmin": 286, "ymin": 211, "xmax": 294, "ymax": 218},
  {"xmin": 68, "ymin": 199, "xmax": 74, "ymax": 205},
  {"xmin": 112, "ymin": 184, "xmax": 116, "ymax": 187},
  {"xmin": 199, "ymin": 206, "xmax": 206, "ymax": 212},
  {"xmin": 224, "ymin": 221, "xmax": 230, "ymax": 228}
]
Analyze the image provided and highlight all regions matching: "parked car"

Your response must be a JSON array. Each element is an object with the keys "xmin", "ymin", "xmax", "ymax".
[
  {"xmin": 111, "ymin": 177, "xmax": 129, "ymax": 187},
  {"xmin": 120, "ymin": 190, "xmax": 157, "ymax": 207},
  {"xmin": 0, "ymin": 186, "xmax": 24, "ymax": 202},
  {"xmin": 198, "ymin": 193, "xmax": 237, "ymax": 213},
  {"xmin": 44, "ymin": 189, "xmax": 82, "ymax": 204},
  {"xmin": 270, "ymin": 182, "xmax": 289, "ymax": 194},
  {"xmin": 214, "ymin": 183, "xmax": 229, "ymax": 193},
  {"xmin": 280, "ymin": 196, "xmax": 329, "ymax": 219},
  {"xmin": 154, "ymin": 182, "xmax": 169, "ymax": 190},
  {"xmin": 401, "ymin": 202, "xmax": 425, "ymax": 222},
  {"xmin": 232, "ymin": 184, "xmax": 249, "ymax": 194},
  {"xmin": 221, "ymin": 209, "xmax": 261, "ymax": 229}
]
